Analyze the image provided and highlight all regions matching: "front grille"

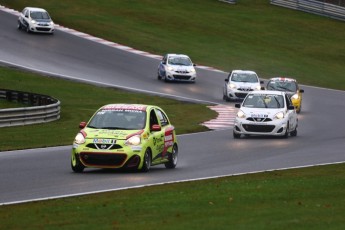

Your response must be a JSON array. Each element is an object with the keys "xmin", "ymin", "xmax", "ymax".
[
  {"xmin": 238, "ymin": 88, "xmax": 254, "ymax": 92},
  {"xmin": 235, "ymin": 92, "xmax": 248, "ymax": 98},
  {"xmin": 173, "ymin": 75, "xmax": 191, "ymax": 80},
  {"xmin": 86, "ymin": 143, "xmax": 122, "ymax": 150},
  {"xmin": 246, "ymin": 118, "xmax": 272, "ymax": 122},
  {"xmin": 242, "ymin": 124, "xmax": 275, "ymax": 133},
  {"xmin": 176, "ymin": 70, "xmax": 189, "ymax": 74},
  {"xmin": 80, "ymin": 153, "xmax": 127, "ymax": 167},
  {"xmin": 36, "ymin": 27, "xmax": 52, "ymax": 31}
]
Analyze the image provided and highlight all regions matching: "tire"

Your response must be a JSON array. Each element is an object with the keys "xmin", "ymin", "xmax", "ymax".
[
  {"xmin": 233, "ymin": 130, "xmax": 241, "ymax": 139},
  {"xmin": 282, "ymin": 123, "xmax": 289, "ymax": 138},
  {"xmin": 165, "ymin": 144, "xmax": 178, "ymax": 169},
  {"xmin": 71, "ymin": 153, "xmax": 85, "ymax": 173},
  {"xmin": 290, "ymin": 125, "xmax": 297, "ymax": 137},
  {"xmin": 141, "ymin": 148, "xmax": 151, "ymax": 172},
  {"xmin": 26, "ymin": 25, "xmax": 30, "ymax": 33},
  {"xmin": 17, "ymin": 21, "xmax": 22, "ymax": 30}
]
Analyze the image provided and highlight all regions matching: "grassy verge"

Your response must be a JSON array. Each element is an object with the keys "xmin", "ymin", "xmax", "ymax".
[
  {"xmin": 1, "ymin": 0, "xmax": 345, "ymax": 90},
  {"xmin": 0, "ymin": 66, "xmax": 215, "ymax": 151},
  {"xmin": 1, "ymin": 163, "xmax": 344, "ymax": 229}
]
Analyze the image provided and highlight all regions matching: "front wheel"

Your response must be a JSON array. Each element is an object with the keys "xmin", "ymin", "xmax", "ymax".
[
  {"xmin": 17, "ymin": 21, "xmax": 22, "ymax": 30},
  {"xmin": 233, "ymin": 131, "xmax": 241, "ymax": 139},
  {"xmin": 71, "ymin": 153, "xmax": 85, "ymax": 173},
  {"xmin": 141, "ymin": 148, "xmax": 151, "ymax": 172},
  {"xmin": 290, "ymin": 125, "xmax": 297, "ymax": 137},
  {"xmin": 165, "ymin": 144, "xmax": 178, "ymax": 169}
]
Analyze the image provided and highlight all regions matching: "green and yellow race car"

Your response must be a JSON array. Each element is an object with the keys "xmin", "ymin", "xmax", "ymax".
[{"xmin": 71, "ymin": 104, "xmax": 178, "ymax": 172}]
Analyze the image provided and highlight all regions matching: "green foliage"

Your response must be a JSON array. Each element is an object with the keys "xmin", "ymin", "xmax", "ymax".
[
  {"xmin": 0, "ymin": 67, "xmax": 215, "ymax": 151},
  {"xmin": 1, "ymin": 0, "xmax": 345, "ymax": 89},
  {"xmin": 1, "ymin": 163, "xmax": 344, "ymax": 229}
]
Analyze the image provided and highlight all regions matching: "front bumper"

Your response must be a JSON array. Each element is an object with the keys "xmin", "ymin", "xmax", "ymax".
[
  {"xmin": 234, "ymin": 118, "xmax": 288, "ymax": 136},
  {"xmin": 165, "ymin": 70, "xmax": 196, "ymax": 82},
  {"xmin": 29, "ymin": 24, "xmax": 55, "ymax": 33},
  {"xmin": 72, "ymin": 143, "xmax": 144, "ymax": 169}
]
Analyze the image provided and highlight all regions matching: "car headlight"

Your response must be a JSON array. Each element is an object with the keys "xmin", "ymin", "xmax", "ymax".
[
  {"xmin": 255, "ymin": 85, "xmax": 261, "ymax": 90},
  {"xmin": 228, "ymin": 83, "xmax": 236, "ymax": 89},
  {"xmin": 74, "ymin": 133, "xmax": 85, "ymax": 144},
  {"xmin": 190, "ymin": 68, "xmax": 196, "ymax": 73},
  {"xmin": 31, "ymin": 20, "xmax": 37, "ymax": 24},
  {"xmin": 125, "ymin": 135, "xmax": 141, "ymax": 146},
  {"xmin": 237, "ymin": 110, "xmax": 246, "ymax": 118},
  {"xmin": 275, "ymin": 112, "xmax": 285, "ymax": 119},
  {"xmin": 167, "ymin": 66, "xmax": 174, "ymax": 71},
  {"xmin": 291, "ymin": 94, "xmax": 299, "ymax": 100}
]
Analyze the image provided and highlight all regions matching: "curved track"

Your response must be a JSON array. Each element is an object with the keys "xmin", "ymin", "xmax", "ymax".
[{"xmin": 1, "ymin": 9, "xmax": 345, "ymax": 204}]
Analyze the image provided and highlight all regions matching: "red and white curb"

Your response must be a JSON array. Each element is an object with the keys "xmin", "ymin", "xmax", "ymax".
[
  {"xmin": 1, "ymin": 5, "xmax": 230, "ymax": 130},
  {"xmin": 202, "ymin": 105, "xmax": 237, "ymax": 130}
]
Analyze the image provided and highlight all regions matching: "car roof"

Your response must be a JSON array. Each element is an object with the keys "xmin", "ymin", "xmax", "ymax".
[
  {"xmin": 25, "ymin": 7, "xmax": 48, "ymax": 12},
  {"xmin": 167, "ymin": 54, "xmax": 190, "ymax": 58},
  {"xmin": 249, "ymin": 90, "xmax": 286, "ymax": 96},
  {"xmin": 269, "ymin": 77, "xmax": 297, "ymax": 82},
  {"xmin": 231, "ymin": 70, "xmax": 257, "ymax": 74},
  {"xmin": 100, "ymin": 104, "xmax": 154, "ymax": 112}
]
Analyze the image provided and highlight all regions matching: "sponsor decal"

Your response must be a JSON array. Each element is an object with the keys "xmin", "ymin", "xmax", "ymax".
[
  {"xmin": 102, "ymin": 104, "xmax": 147, "ymax": 111},
  {"xmin": 93, "ymin": 139, "xmax": 116, "ymax": 144}
]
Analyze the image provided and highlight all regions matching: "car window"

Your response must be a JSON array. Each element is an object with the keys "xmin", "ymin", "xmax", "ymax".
[
  {"xmin": 150, "ymin": 109, "xmax": 159, "ymax": 127},
  {"xmin": 87, "ymin": 109, "xmax": 146, "ymax": 130},
  {"xmin": 243, "ymin": 94, "xmax": 284, "ymax": 109},
  {"xmin": 155, "ymin": 109, "xmax": 169, "ymax": 127},
  {"xmin": 231, "ymin": 73, "xmax": 258, "ymax": 83},
  {"xmin": 168, "ymin": 57, "xmax": 192, "ymax": 66},
  {"xmin": 30, "ymin": 11, "xmax": 51, "ymax": 20},
  {"xmin": 267, "ymin": 81, "xmax": 297, "ymax": 92}
]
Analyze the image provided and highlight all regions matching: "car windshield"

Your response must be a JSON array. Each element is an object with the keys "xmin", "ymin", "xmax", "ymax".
[
  {"xmin": 168, "ymin": 57, "xmax": 192, "ymax": 66},
  {"xmin": 243, "ymin": 94, "xmax": 284, "ymax": 109},
  {"xmin": 231, "ymin": 73, "xmax": 258, "ymax": 83},
  {"xmin": 267, "ymin": 81, "xmax": 297, "ymax": 92},
  {"xmin": 87, "ymin": 109, "xmax": 146, "ymax": 130},
  {"xmin": 30, "ymin": 11, "xmax": 51, "ymax": 20}
]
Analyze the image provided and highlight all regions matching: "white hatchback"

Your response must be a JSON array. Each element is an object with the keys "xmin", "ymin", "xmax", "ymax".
[
  {"xmin": 223, "ymin": 70, "xmax": 263, "ymax": 101},
  {"xmin": 18, "ymin": 7, "xmax": 55, "ymax": 34},
  {"xmin": 233, "ymin": 90, "xmax": 298, "ymax": 138},
  {"xmin": 158, "ymin": 54, "xmax": 197, "ymax": 83}
]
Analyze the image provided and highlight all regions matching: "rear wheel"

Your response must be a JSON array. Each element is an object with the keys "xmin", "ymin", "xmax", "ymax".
[
  {"xmin": 141, "ymin": 148, "xmax": 151, "ymax": 172},
  {"xmin": 165, "ymin": 144, "xmax": 178, "ymax": 169},
  {"xmin": 71, "ymin": 153, "xmax": 85, "ymax": 173}
]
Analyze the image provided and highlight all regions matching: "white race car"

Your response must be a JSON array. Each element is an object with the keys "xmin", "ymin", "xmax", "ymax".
[
  {"xmin": 17, "ymin": 7, "xmax": 55, "ymax": 34},
  {"xmin": 233, "ymin": 90, "xmax": 298, "ymax": 138},
  {"xmin": 223, "ymin": 70, "xmax": 263, "ymax": 101},
  {"xmin": 158, "ymin": 54, "xmax": 197, "ymax": 82}
]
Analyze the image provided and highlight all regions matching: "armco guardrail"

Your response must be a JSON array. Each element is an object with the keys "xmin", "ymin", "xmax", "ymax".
[
  {"xmin": 0, "ymin": 89, "xmax": 60, "ymax": 127},
  {"xmin": 270, "ymin": 0, "xmax": 345, "ymax": 21}
]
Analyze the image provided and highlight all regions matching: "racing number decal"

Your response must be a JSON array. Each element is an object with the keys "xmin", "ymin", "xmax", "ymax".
[{"xmin": 162, "ymin": 127, "xmax": 174, "ymax": 157}]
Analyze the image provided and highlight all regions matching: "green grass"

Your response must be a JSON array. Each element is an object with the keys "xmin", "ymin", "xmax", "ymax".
[
  {"xmin": 1, "ymin": 163, "xmax": 344, "ymax": 229},
  {"xmin": 0, "ymin": 66, "xmax": 215, "ymax": 151},
  {"xmin": 2, "ymin": 0, "xmax": 345, "ymax": 90}
]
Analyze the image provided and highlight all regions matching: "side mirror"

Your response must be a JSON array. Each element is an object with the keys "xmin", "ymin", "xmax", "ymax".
[
  {"xmin": 151, "ymin": 124, "xmax": 161, "ymax": 131},
  {"xmin": 79, "ymin": 122, "xmax": 86, "ymax": 129},
  {"xmin": 260, "ymin": 80, "xmax": 264, "ymax": 84},
  {"xmin": 225, "ymin": 79, "xmax": 229, "ymax": 82},
  {"xmin": 235, "ymin": 104, "xmax": 241, "ymax": 108},
  {"xmin": 299, "ymin": 89, "xmax": 304, "ymax": 93},
  {"xmin": 261, "ymin": 86, "xmax": 265, "ymax": 90},
  {"xmin": 162, "ymin": 61, "xmax": 166, "ymax": 65}
]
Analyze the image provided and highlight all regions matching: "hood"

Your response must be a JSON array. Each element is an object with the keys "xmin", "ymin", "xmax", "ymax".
[
  {"xmin": 241, "ymin": 107, "xmax": 283, "ymax": 119},
  {"xmin": 83, "ymin": 128, "xmax": 141, "ymax": 140}
]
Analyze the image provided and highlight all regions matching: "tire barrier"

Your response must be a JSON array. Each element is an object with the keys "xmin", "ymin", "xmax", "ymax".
[
  {"xmin": 271, "ymin": 0, "xmax": 345, "ymax": 21},
  {"xmin": 0, "ymin": 89, "xmax": 60, "ymax": 127}
]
